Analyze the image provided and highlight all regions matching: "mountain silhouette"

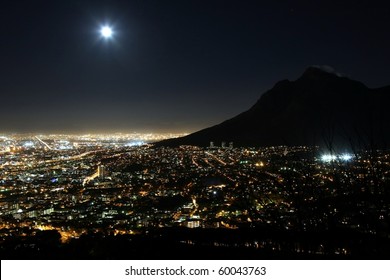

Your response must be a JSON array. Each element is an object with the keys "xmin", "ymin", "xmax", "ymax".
[{"xmin": 157, "ymin": 66, "xmax": 390, "ymax": 150}]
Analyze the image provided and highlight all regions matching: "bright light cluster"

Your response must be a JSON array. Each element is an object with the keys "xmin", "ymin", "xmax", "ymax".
[
  {"xmin": 320, "ymin": 153, "xmax": 353, "ymax": 162},
  {"xmin": 321, "ymin": 154, "xmax": 337, "ymax": 162},
  {"xmin": 125, "ymin": 141, "xmax": 145, "ymax": 147},
  {"xmin": 340, "ymin": 154, "xmax": 353, "ymax": 161},
  {"xmin": 23, "ymin": 141, "xmax": 34, "ymax": 148}
]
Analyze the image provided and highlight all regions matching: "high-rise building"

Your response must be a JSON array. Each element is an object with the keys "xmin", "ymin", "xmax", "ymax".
[
  {"xmin": 221, "ymin": 141, "xmax": 226, "ymax": 148},
  {"xmin": 97, "ymin": 165, "xmax": 105, "ymax": 179},
  {"xmin": 229, "ymin": 142, "xmax": 233, "ymax": 149},
  {"xmin": 210, "ymin": 141, "xmax": 214, "ymax": 148}
]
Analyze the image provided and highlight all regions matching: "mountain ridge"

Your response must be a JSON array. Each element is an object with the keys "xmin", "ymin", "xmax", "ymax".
[{"xmin": 156, "ymin": 67, "xmax": 390, "ymax": 150}]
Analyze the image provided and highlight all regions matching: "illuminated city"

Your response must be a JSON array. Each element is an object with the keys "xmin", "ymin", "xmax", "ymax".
[
  {"xmin": 1, "ymin": 133, "xmax": 390, "ymax": 258},
  {"xmin": 2, "ymin": 0, "xmax": 390, "ymax": 266}
]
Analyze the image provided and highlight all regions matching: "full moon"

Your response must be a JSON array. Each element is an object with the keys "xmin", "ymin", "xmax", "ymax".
[{"xmin": 100, "ymin": 26, "xmax": 113, "ymax": 38}]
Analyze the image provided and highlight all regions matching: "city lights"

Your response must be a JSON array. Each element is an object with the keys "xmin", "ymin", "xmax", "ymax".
[
  {"xmin": 125, "ymin": 141, "xmax": 145, "ymax": 147},
  {"xmin": 0, "ymin": 135, "xmax": 388, "ymax": 259},
  {"xmin": 320, "ymin": 153, "xmax": 353, "ymax": 162},
  {"xmin": 340, "ymin": 153, "xmax": 353, "ymax": 161},
  {"xmin": 320, "ymin": 154, "xmax": 337, "ymax": 162}
]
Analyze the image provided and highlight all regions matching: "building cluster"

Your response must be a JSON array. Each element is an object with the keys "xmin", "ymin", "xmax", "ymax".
[{"xmin": 1, "ymin": 134, "xmax": 390, "ymax": 255}]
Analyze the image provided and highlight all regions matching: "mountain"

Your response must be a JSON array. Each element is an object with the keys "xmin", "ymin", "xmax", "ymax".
[{"xmin": 157, "ymin": 67, "xmax": 390, "ymax": 150}]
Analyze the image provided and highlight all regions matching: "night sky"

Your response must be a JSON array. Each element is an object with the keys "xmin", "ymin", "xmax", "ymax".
[{"xmin": 1, "ymin": 0, "xmax": 389, "ymax": 134}]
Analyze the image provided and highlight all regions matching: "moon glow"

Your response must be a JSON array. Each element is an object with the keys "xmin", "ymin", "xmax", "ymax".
[{"xmin": 101, "ymin": 26, "xmax": 113, "ymax": 38}]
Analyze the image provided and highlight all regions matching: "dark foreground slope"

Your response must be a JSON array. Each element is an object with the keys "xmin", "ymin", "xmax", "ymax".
[
  {"xmin": 2, "ymin": 226, "xmax": 390, "ymax": 260},
  {"xmin": 158, "ymin": 67, "xmax": 390, "ymax": 149}
]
